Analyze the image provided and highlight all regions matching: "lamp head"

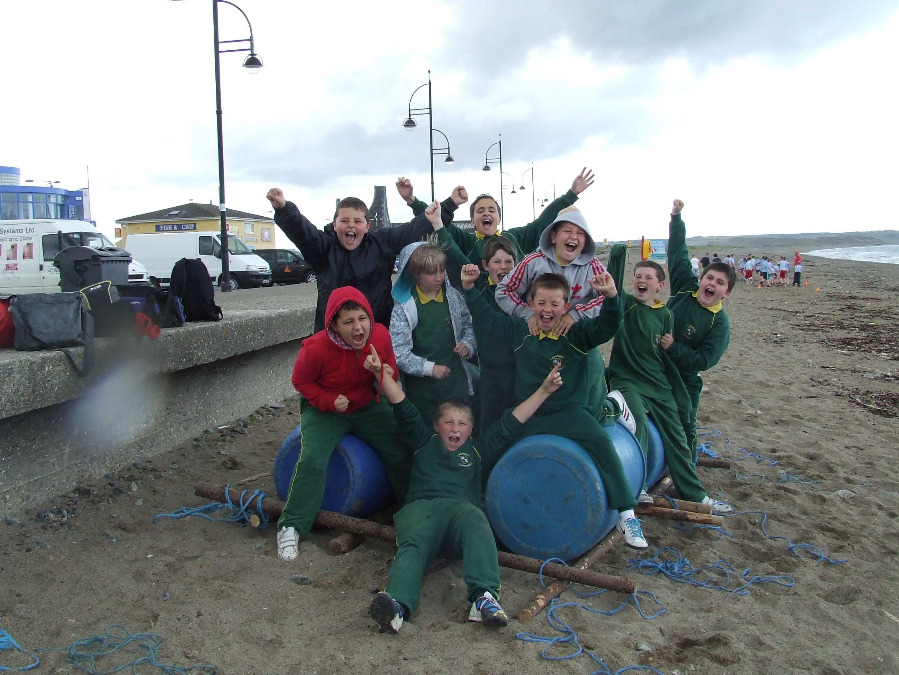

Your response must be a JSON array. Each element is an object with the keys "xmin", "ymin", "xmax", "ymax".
[
  {"xmin": 519, "ymin": 184, "xmax": 526, "ymax": 190},
  {"xmin": 444, "ymin": 155, "xmax": 454, "ymax": 165},
  {"xmin": 482, "ymin": 165, "xmax": 491, "ymax": 172},
  {"xmin": 403, "ymin": 118, "xmax": 417, "ymax": 130},
  {"xmin": 243, "ymin": 53, "xmax": 263, "ymax": 71}
]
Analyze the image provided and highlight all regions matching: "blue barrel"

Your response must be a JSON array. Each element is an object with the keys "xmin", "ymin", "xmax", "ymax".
[
  {"xmin": 273, "ymin": 425, "xmax": 393, "ymax": 518},
  {"xmin": 486, "ymin": 430, "xmax": 646, "ymax": 561},
  {"xmin": 643, "ymin": 419, "xmax": 668, "ymax": 488}
]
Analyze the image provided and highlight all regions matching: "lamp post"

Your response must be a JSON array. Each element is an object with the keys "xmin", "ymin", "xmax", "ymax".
[
  {"xmin": 402, "ymin": 72, "xmax": 453, "ymax": 202},
  {"xmin": 482, "ymin": 134, "xmax": 503, "ymax": 214},
  {"xmin": 518, "ymin": 164, "xmax": 535, "ymax": 219},
  {"xmin": 172, "ymin": 0, "xmax": 263, "ymax": 292}
]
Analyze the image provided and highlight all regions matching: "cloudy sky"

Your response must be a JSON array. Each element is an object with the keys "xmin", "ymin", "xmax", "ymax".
[{"xmin": 5, "ymin": 0, "xmax": 899, "ymax": 244}]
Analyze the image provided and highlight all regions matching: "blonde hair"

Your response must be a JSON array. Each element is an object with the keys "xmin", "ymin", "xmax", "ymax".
[{"xmin": 407, "ymin": 242, "xmax": 447, "ymax": 281}]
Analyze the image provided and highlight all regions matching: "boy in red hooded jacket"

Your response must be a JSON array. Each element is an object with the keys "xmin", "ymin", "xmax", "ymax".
[{"xmin": 277, "ymin": 286, "xmax": 412, "ymax": 562}]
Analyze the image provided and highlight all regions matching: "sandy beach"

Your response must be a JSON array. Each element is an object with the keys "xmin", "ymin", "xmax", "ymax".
[{"xmin": 2, "ymin": 253, "xmax": 897, "ymax": 675}]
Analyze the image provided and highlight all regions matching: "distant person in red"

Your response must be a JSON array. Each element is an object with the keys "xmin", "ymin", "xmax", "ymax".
[{"xmin": 794, "ymin": 251, "xmax": 802, "ymax": 266}]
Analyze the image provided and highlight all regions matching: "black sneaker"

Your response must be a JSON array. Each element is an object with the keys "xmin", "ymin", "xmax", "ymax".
[
  {"xmin": 369, "ymin": 592, "xmax": 403, "ymax": 634},
  {"xmin": 468, "ymin": 591, "xmax": 508, "ymax": 627}
]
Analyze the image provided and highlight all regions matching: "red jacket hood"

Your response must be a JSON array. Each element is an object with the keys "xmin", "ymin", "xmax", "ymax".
[{"xmin": 323, "ymin": 286, "xmax": 375, "ymax": 333}]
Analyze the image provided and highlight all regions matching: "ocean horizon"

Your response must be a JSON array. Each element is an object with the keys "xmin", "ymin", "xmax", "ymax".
[{"xmin": 803, "ymin": 245, "xmax": 899, "ymax": 266}]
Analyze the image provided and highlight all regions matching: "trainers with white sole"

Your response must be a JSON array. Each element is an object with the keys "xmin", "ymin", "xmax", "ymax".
[
  {"xmin": 607, "ymin": 390, "xmax": 637, "ymax": 435},
  {"xmin": 468, "ymin": 591, "xmax": 508, "ymax": 627},
  {"xmin": 277, "ymin": 526, "xmax": 299, "ymax": 561},
  {"xmin": 638, "ymin": 489, "xmax": 654, "ymax": 504},
  {"xmin": 616, "ymin": 514, "xmax": 648, "ymax": 549},
  {"xmin": 702, "ymin": 496, "xmax": 734, "ymax": 515},
  {"xmin": 369, "ymin": 592, "xmax": 404, "ymax": 634}
]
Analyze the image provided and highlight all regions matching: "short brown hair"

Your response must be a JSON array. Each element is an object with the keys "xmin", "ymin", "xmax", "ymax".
[
  {"xmin": 482, "ymin": 237, "xmax": 516, "ymax": 264},
  {"xmin": 531, "ymin": 272, "xmax": 570, "ymax": 299},
  {"xmin": 333, "ymin": 197, "xmax": 369, "ymax": 222},
  {"xmin": 701, "ymin": 261, "xmax": 738, "ymax": 291},
  {"xmin": 434, "ymin": 398, "xmax": 473, "ymax": 424},
  {"xmin": 469, "ymin": 194, "xmax": 501, "ymax": 220},
  {"xmin": 331, "ymin": 300, "xmax": 366, "ymax": 324},
  {"xmin": 635, "ymin": 259, "xmax": 666, "ymax": 282},
  {"xmin": 407, "ymin": 243, "xmax": 446, "ymax": 282}
]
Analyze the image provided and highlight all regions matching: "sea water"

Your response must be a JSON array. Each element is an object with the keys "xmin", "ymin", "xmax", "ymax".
[{"xmin": 803, "ymin": 245, "xmax": 899, "ymax": 266}]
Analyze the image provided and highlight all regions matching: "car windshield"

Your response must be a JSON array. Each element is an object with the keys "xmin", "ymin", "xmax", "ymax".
[
  {"xmin": 228, "ymin": 237, "xmax": 253, "ymax": 255},
  {"xmin": 61, "ymin": 231, "xmax": 119, "ymax": 249}
]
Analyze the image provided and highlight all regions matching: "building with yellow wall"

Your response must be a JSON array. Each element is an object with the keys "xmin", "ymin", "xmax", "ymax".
[{"xmin": 115, "ymin": 202, "xmax": 276, "ymax": 249}]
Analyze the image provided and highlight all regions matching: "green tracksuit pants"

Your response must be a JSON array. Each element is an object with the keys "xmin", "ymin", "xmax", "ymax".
[
  {"xmin": 519, "ymin": 408, "xmax": 637, "ymax": 511},
  {"xmin": 278, "ymin": 397, "xmax": 411, "ymax": 533},
  {"xmin": 685, "ymin": 386, "xmax": 701, "ymax": 463},
  {"xmin": 386, "ymin": 498, "xmax": 500, "ymax": 619},
  {"xmin": 619, "ymin": 389, "xmax": 706, "ymax": 503},
  {"xmin": 586, "ymin": 347, "xmax": 607, "ymax": 418}
]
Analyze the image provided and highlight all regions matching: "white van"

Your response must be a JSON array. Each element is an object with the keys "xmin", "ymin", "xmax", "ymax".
[
  {"xmin": 0, "ymin": 219, "xmax": 149, "ymax": 294},
  {"xmin": 125, "ymin": 232, "xmax": 271, "ymax": 290}
]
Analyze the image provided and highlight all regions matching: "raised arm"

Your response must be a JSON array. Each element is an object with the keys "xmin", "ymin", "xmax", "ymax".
[
  {"xmin": 461, "ymin": 264, "xmax": 522, "ymax": 345},
  {"xmin": 507, "ymin": 168, "xmax": 594, "ymax": 254},
  {"xmin": 268, "ymin": 188, "xmax": 329, "ymax": 267},
  {"xmin": 364, "ymin": 346, "xmax": 432, "ymax": 451},
  {"xmin": 666, "ymin": 199, "xmax": 698, "ymax": 295}
]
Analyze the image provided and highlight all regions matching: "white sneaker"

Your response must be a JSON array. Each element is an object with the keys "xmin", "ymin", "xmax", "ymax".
[
  {"xmin": 608, "ymin": 390, "xmax": 637, "ymax": 435},
  {"xmin": 702, "ymin": 496, "xmax": 734, "ymax": 515},
  {"xmin": 638, "ymin": 489, "xmax": 654, "ymax": 504},
  {"xmin": 616, "ymin": 514, "xmax": 648, "ymax": 549},
  {"xmin": 277, "ymin": 526, "xmax": 299, "ymax": 561}
]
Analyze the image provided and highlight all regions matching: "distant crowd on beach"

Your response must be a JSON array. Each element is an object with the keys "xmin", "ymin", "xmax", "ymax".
[{"xmin": 690, "ymin": 252, "xmax": 803, "ymax": 287}]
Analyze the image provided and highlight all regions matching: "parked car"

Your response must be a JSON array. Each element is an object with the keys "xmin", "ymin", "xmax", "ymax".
[{"xmin": 253, "ymin": 249, "xmax": 316, "ymax": 285}]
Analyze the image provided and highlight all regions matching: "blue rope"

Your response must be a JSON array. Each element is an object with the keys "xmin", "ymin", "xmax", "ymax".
[
  {"xmin": 515, "ymin": 559, "xmax": 665, "ymax": 675},
  {"xmin": 723, "ymin": 510, "xmax": 848, "ymax": 564},
  {"xmin": 39, "ymin": 625, "xmax": 215, "ymax": 674},
  {"xmin": 0, "ymin": 627, "xmax": 39, "ymax": 672},
  {"xmin": 629, "ymin": 546, "xmax": 795, "ymax": 596},
  {"xmin": 153, "ymin": 485, "xmax": 269, "ymax": 529},
  {"xmin": 696, "ymin": 427, "xmax": 778, "ymax": 466}
]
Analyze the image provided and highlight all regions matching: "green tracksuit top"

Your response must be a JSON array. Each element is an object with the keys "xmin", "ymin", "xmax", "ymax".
[
  {"xmin": 605, "ymin": 246, "xmax": 675, "ymax": 398},
  {"xmin": 665, "ymin": 214, "xmax": 731, "ymax": 395},
  {"xmin": 415, "ymin": 190, "xmax": 580, "ymax": 270},
  {"xmin": 393, "ymin": 397, "xmax": 523, "ymax": 506},
  {"xmin": 464, "ymin": 286, "xmax": 621, "ymax": 413}
]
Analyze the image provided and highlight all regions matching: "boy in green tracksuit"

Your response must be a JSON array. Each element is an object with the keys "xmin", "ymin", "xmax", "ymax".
[
  {"xmin": 663, "ymin": 199, "xmax": 736, "ymax": 460},
  {"xmin": 461, "ymin": 266, "xmax": 649, "ymax": 549},
  {"xmin": 605, "ymin": 247, "xmax": 732, "ymax": 514},
  {"xmin": 364, "ymin": 345, "xmax": 563, "ymax": 634},
  {"xmin": 400, "ymin": 169, "xmax": 595, "ymax": 273}
]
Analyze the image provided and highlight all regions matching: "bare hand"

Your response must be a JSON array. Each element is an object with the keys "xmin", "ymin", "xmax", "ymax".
[
  {"xmin": 453, "ymin": 342, "xmax": 470, "ymax": 359},
  {"xmin": 571, "ymin": 168, "xmax": 595, "ymax": 195},
  {"xmin": 451, "ymin": 186, "xmax": 469, "ymax": 206},
  {"xmin": 432, "ymin": 365, "xmax": 451, "ymax": 380},
  {"xmin": 589, "ymin": 271, "xmax": 617, "ymax": 298},
  {"xmin": 363, "ymin": 345, "xmax": 383, "ymax": 374},
  {"xmin": 540, "ymin": 364, "xmax": 563, "ymax": 394},
  {"xmin": 672, "ymin": 199, "xmax": 684, "ymax": 216},
  {"xmin": 334, "ymin": 395, "xmax": 349, "ymax": 413},
  {"xmin": 526, "ymin": 313, "xmax": 541, "ymax": 336},
  {"xmin": 382, "ymin": 363, "xmax": 395, "ymax": 379},
  {"xmin": 551, "ymin": 313, "xmax": 576, "ymax": 337},
  {"xmin": 266, "ymin": 188, "xmax": 286, "ymax": 210},
  {"xmin": 660, "ymin": 333, "xmax": 674, "ymax": 350},
  {"xmin": 460, "ymin": 264, "xmax": 481, "ymax": 290},
  {"xmin": 424, "ymin": 201, "xmax": 442, "ymax": 229},
  {"xmin": 396, "ymin": 177, "xmax": 414, "ymax": 204}
]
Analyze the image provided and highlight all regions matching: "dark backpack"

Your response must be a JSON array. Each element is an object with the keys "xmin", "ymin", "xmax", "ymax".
[{"xmin": 167, "ymin": 258, "xmax": 223, "ymax": 322}]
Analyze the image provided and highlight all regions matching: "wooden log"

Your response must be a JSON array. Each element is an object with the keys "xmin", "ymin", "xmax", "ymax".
[
  {"xmin": 650, "ymin": 496, "xmax": 712, "ymax": 514},
  {"xmin": 234, "ymin": 471, "xmax": 273, "ymax": 487},
  {"xmin": 328, "ymin": 507, "xmax": 398, "ymax": 555},
  {"xmin": 697, "ymin": 456, "xmax": 731, "ymax": 469},
  {"xmin": 194, "ymin": 483, "xmax": 635, "ymax": 592},
  {"xmin": 634, "ymin": 505, "xmax": 723, "ymax": 526},
  {"xmin": 518, "ymin": 475, "xmax": 674, "ymax": 622}
]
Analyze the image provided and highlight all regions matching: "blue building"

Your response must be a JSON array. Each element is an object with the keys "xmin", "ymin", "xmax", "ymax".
[{"xmin": 0, "ymin": 166, "xmax": 91, "ymax": 222}]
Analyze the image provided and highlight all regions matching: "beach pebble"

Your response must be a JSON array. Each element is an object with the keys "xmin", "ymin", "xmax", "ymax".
[
  {"xmin": 161, "ymin": 592, "xmax": 170, "ymax": 601},
  {"xmin": 807, "ymin": 452, "xmax": 821, "ymax": 460},
  {"xmin": 5, "ymin": 515, "xmax": 22, "ymax": 526},
  {"xmin": 134, "ymin": 499, "xmax": 143, "ymax": 507},
  {"xmin": 253, "ymin": 542, "xmax": 266, "ymax": 550},
  {"xmin": 237, "ymin": 419, "xmax": 250, "ymax": 428},
  {"xmin": 835, "ymin": 489, "xmax": 856, "ymax": 500},
  {"xmin": 636, "ymin": 642, "xmax": 653, "ymax": 652},
  {"xmin": 290, "ymin": 574, "xmax": 312, "ymax": 585}
]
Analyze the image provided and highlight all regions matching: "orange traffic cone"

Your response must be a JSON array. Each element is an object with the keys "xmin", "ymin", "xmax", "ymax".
[
  {"xmin": 757, "ymin": 284, "xmax": 762, "ymax": 289},
  {"xmin": 805, "ymin": 281, "xmax": 808, "ymax": 286},
  {"xmin": 815, "ymin": 287, "xmax": 820, "ymax": 292}
]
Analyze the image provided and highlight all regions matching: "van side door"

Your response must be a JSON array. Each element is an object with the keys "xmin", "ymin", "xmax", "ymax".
[{"xmin": 198, "ymin": 235, "xmax": 222, "ymax": 281}]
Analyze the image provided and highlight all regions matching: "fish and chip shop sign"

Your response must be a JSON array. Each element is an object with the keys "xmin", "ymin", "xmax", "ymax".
[{"xmin": 155, "ymin": 223, "xmax": 197, "ymax": 232}]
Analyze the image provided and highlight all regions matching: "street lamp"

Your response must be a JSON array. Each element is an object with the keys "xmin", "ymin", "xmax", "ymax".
[
  {"xmin": 402, "ymin": 72, "xmax": 451, "ymax": 202},
  {"xmin": 171, "ymin": 0, "xmax": 264, "ymax": 292},
  {"xmin": 482, "ymin": 134, "xmax": 503, "ymax": 214},
  {"xmin": 25, "ymin": 179, "xmax": 60, "ymax": 187},
  {"xmin": 518, "ymin": 164, "xmax": 535, "ymax": 219}
]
